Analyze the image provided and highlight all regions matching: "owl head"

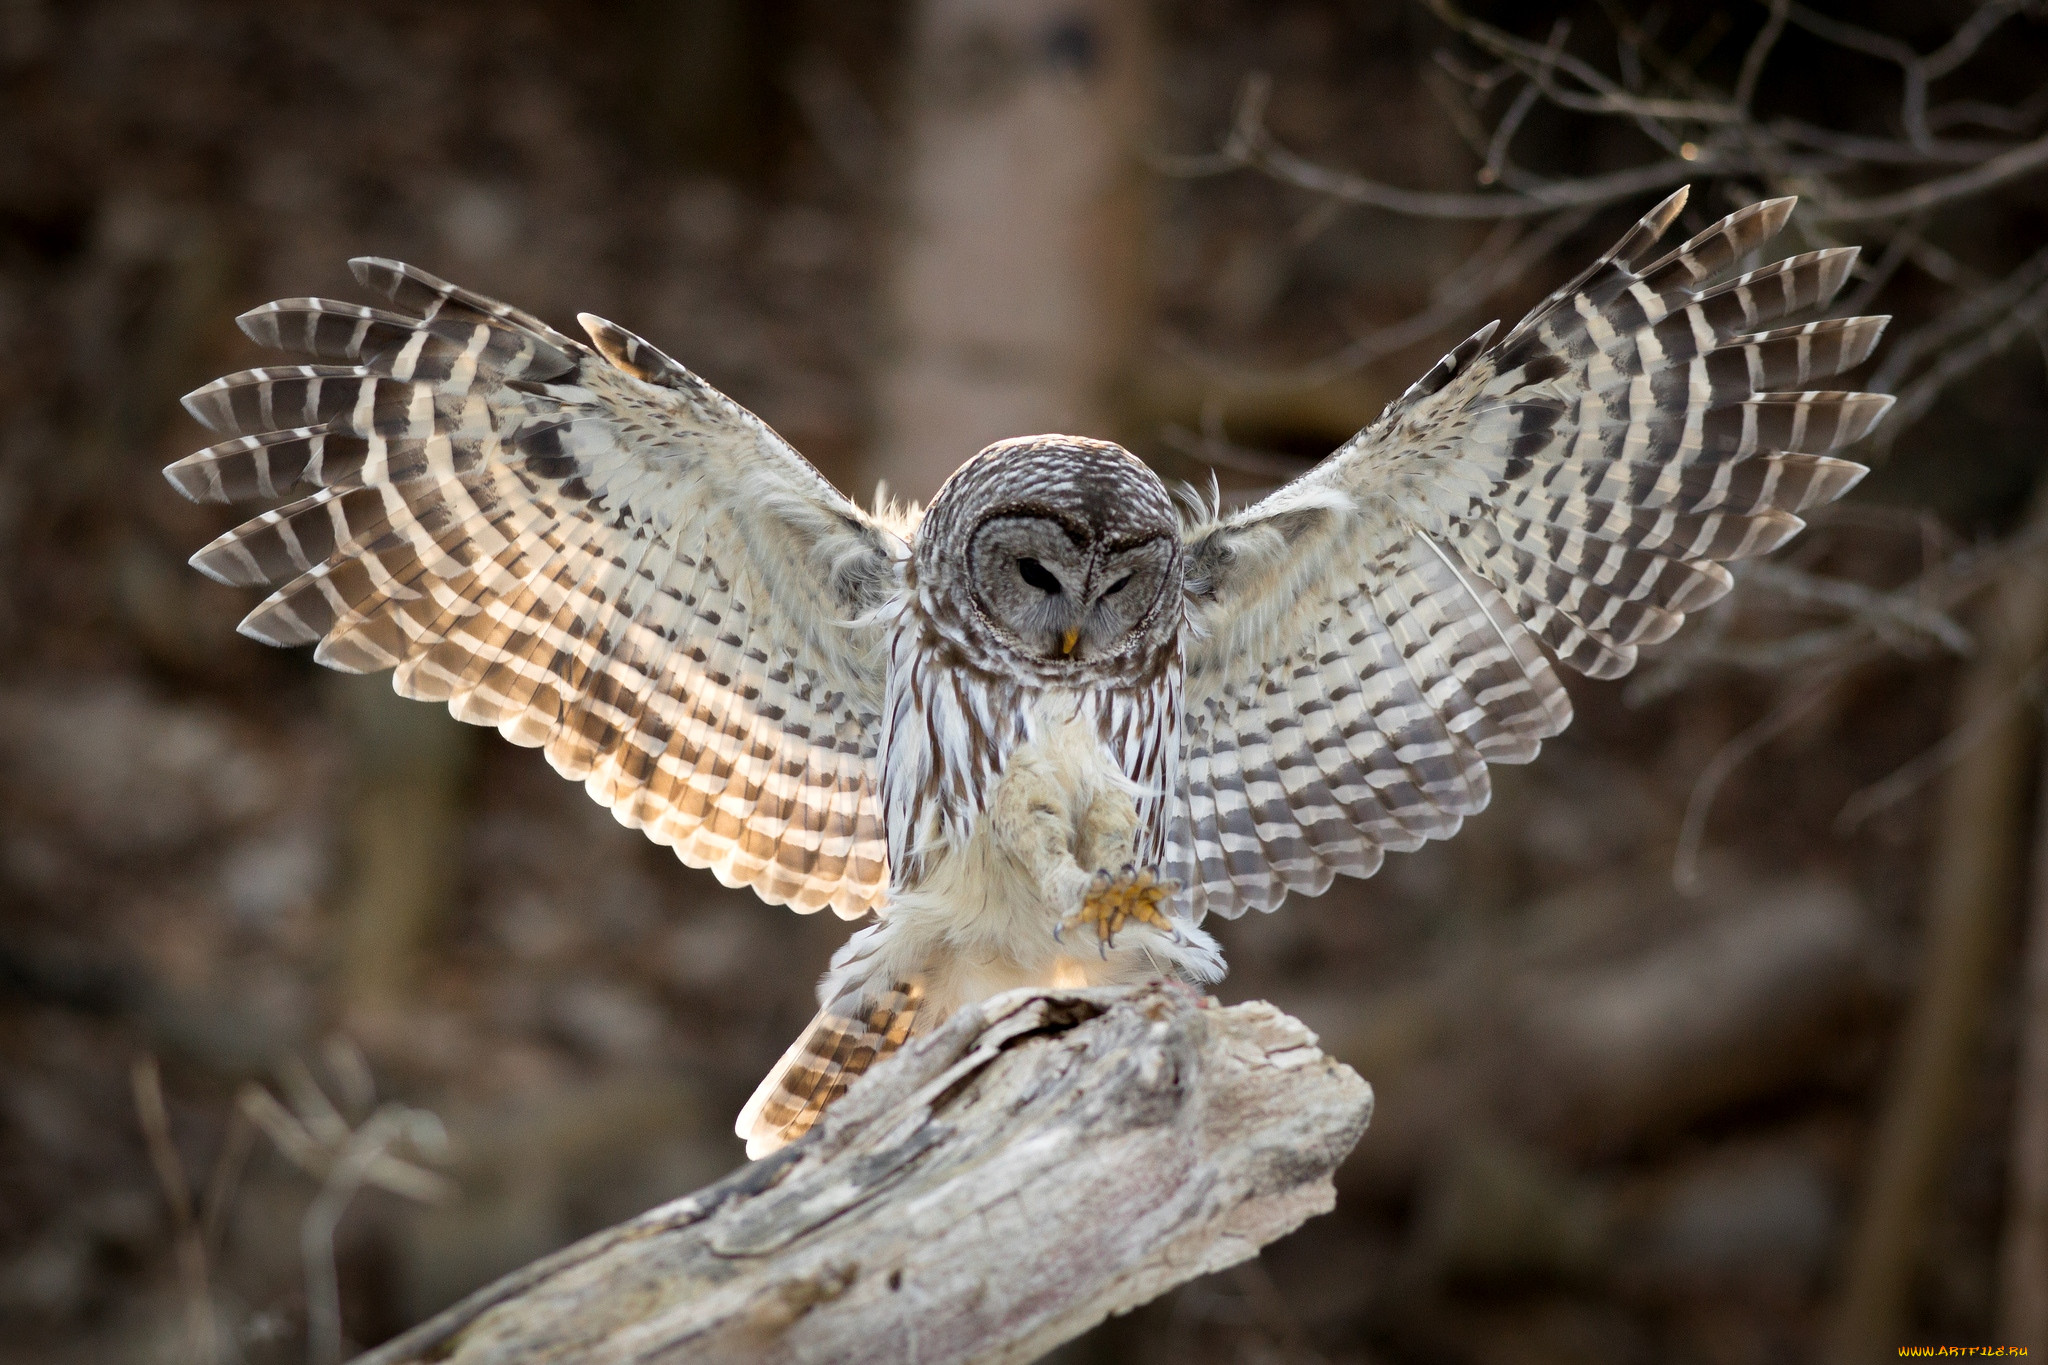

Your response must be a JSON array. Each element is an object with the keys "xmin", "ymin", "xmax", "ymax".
[{"xmin": 914, "ymin": 436, "xmax": 1183, "ymax": 683}]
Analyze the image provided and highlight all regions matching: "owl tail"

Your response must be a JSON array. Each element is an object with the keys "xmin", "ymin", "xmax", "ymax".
[{"xmin": 736, "ymin": 980, "xmax": 925, "ymax": 1159}]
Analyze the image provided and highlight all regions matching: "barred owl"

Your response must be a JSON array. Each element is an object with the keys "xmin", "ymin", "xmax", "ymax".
[{"xmin": 167, "ymin": 189, "xmax": 1889, "ymax": 1156}]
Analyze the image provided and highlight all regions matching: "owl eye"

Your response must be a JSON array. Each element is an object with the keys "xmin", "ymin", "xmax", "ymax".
[
  {"xmin": 1016, "ymin": 557, "xmax": 1063, "ymax": 594},
  {"xmin": 1101, "ymin": 574, "xmax": 1134, "ymax": 597}
]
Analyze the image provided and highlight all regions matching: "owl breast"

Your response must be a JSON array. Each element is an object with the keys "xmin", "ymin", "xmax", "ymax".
[
  {"xmin": 879, "ymin": 612, "xmax": 1182, "ymax": 884},
  {"xmin": 868, "ymin": 608, "xmax": 1184, "ymax": 1009}
]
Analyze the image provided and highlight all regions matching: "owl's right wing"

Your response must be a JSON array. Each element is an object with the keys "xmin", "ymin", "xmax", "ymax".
[
  {"xmin": 168, "ymin": 260, "xmax": 904, "ymax": 918},
  {"xmin": 1171, "ymin": 189, "xmax": 1890, "ymax": 921}
]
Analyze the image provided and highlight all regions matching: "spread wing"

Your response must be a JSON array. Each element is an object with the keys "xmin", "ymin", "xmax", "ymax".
[
  {"xmin": 167, "ymin": 260, "xmax": 904, "ymax": 917},
  {"xmin": 1171, "ymin": 188, "xmax": 1891, "ymax": 920}
]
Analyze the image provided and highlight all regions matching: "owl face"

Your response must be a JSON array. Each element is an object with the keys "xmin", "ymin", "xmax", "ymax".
[
  {"xmin": 916, "ymin": 436, "xmax": 1184, "ymax": 683},
  {"xmin": 967, "ymin": 514, "xmax": 1177, "ymax": 662}
]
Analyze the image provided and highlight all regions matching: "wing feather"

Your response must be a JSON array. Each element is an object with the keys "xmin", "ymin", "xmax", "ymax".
[
  {"xmin": 1175, "ymin": 188, "xmax": 1886, "ymax": 918},
  {"xmin": 169, "ymin": 261, "xmax": 903, "ymax": 918}
]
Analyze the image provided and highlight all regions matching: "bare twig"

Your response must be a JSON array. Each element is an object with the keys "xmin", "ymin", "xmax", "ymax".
[
  {"xmin": 1782, "ymin": 1, "xmax": 2033, "ymax": 152},
  {"xmin": 198, "ymin": 1103, "xmax": 254, "ymax": 1268},
  {"xmin": 132, "ymin": 1057, "xmax": 220, "ymax": 1365},
  {"xmin": 301, "ymin": 1108, "xmax": 450, "ymax": 1365},
  {"xmin": 1151, "ymin": 70, "xmax": 1703, "ymax": 219},
  {"xmin": 1733, "ymin": 0, "xmax": 1790, "ymax": 114},
  {"xmin": 1159, "ymin": 5, "xmax": 2048, "ymax": 237},
  {"xmin": 1430, "ymin": 0, "xmax": 1723, "ymax": 148},
  {"xmin": 1671, "ymin": 662, "xmax": 1852, "ymax": 894},
  {"xmin": 1152, "ymin": 0, "xmax": 2048, "ymax": 445},
  {"xmin": 1930, "ymin": 83, "xmax": 2048, "ymax": 137},
  {"xmin": 1239, "ymin": 121, "xmax": 1703, "ymax": 220},
  {"xmin": 1815, "ymin": 131, "xmax": 2048, "ymax": 222},
  {"xmin": 1162, "ymin": 207, "xmax": 1591, "ymax": 394},
  {"xmin": 1874, "ymin": 272, "xmax": 2048, "ymax": 456},
  {"xmin": 1634, "ymin": 516, "xmax": 2048, "ymax": 704},
  {"xmin": 1650, "ymin": 519, "xmax": 2048, "ymax": 864},
  {"xmin": 1144, "ymin": 0, "xmax": 2048, "ymax": 629},
  {"xmin": 1743, "ymin": 561, "xmax": 1974, "ymax": 656},
  {"xmin": 1836, "ymin": 655, "xmax": 2048, "ymax": 832},
  {"xmin": 239, "ymin": 1050, "xmax": 455, "ymax": 1365}
]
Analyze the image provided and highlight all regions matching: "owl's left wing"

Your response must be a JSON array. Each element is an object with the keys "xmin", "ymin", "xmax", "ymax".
[
  {"xmin": 168, "ymin": 260, "xmax": 904, "ymax": 917},
  {"xmin": 1172, "ymin": 189, "xmax": 1890, "ymax": 920}
]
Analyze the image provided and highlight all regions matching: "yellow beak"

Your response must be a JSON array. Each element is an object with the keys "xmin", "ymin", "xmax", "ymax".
[{"xmin": 1059, "ymin": 627, "xmax": 1080, "ymax": 657}]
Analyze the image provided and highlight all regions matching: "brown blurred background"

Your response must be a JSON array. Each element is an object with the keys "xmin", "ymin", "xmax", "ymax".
[{"xmin": 4, "ymin": 1, "xmax": 2048, "ymax": 1361}]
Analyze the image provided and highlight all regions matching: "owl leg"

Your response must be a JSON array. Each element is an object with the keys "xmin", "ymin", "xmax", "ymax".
[
  {"xmin": 1074, "ymin": 786, "xmax": 1137, "ymax": 873},
  {"xmin": 988, "ymin": 764, "xmax": 1097, "ymax": 913}
]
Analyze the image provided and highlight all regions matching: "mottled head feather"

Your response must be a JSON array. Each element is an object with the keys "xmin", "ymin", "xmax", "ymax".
[
  {"xmin": 918, "ymin": 436, "xmax": 1181, "ymax": 555},
  {"xmin": 912, "ymin": 435, "xmax": 1184, "ymax": 687}
]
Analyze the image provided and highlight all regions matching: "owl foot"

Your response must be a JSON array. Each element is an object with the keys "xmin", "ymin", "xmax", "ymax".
[{"xmin": 1056, "ymin": 866, "xmax": 1180, "ymax": 955}]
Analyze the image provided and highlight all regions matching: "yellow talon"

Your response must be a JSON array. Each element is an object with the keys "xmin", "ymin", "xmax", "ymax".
[{"xmin": 1060, "ymin": 865, "xmax": 1179, "ymax": 951}]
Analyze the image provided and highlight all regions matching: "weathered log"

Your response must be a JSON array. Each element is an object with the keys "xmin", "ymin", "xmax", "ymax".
[{"xmin": 354, "ymin": 983, "xmax": 1372, "ymax": 1365}]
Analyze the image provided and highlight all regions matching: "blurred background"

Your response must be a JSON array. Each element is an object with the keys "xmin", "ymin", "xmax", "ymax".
[{"xmin": 3, "ymin": 1, "xmax": 2048, "ymax": 1361}]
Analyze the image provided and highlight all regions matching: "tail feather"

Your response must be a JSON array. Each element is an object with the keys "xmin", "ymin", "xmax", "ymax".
[{"xmin": 736, "ymin": 980, "xmax": 924, "ymax": 1159}]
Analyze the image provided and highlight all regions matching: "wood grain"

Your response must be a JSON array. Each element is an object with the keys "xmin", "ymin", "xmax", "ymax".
[{"xmin": 355, "ymin": 982, "xmax": 1372, "ymax": 1365}]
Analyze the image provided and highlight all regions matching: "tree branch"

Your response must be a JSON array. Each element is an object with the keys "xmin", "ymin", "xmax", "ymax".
[
  {"xmin": 352, "ymin": 983, "xmax": 1373, "ymax": 1365},
  {"xmin": 1810, "ymin": 131, "xmax": 2048, "ymax": 222}
]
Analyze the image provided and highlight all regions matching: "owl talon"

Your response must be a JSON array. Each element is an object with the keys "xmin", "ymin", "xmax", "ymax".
[{"xmin": 1059, "ymin": 865, "xmax": 1179, "ymax": 950}]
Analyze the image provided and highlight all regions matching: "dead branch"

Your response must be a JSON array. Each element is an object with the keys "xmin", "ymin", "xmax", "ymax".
[
  {"xmin": 1868, "ymin": 242, "xmax": 2048, "ymax": 394},
  {"xmin": 1816, "ymin": 132, "xmax": 2048, "ymax": 220},
  {"xmin": 1642, "ymin": 516, "xmax": 2048, "ymax": 882},
  {"xmin": 1146, "ymin": 10, "xmax": 2048, "ymax": 790},
  {"xmin": 132, "ymin": 1056, "xmax": 220, "ymax": 1365},
  {"xmin": 1183, "ymin": 0, "xmax": 2048, "ymax": 226},
  {"xmin": 1158, "ymin": 202, "xmax": 1594, "ymax": 393},
  {"xmin": 237, "ymin": 1045, "xmax": 455, "ymax": 1365},
  {"xmin": 351, "ymin": 983, "xmax": 1372, "ymax": 1365},
  {"xmin": 1153, "ymin": 1, "xmax": 2048, "ymax": 435},
  {"xmin": 1669, "ymin": 660, "xmax": 1854, "ymax": 894},
  {"xmin": 1635, "ymin": 512, "xmax": 2048, "ymax": 703}
]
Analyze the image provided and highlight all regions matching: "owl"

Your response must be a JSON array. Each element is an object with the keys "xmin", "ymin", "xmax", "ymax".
[{"xmin": 166, "ymin": 188, "xmax": 1889, "ymax": 1156}]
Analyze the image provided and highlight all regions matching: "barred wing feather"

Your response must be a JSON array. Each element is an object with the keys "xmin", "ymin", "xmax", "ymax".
[
  {"xmin": 167, "ymin": 260, "xmax": 903, "ymax": 918},
  {"xmin": 1174, "ymin": 188, "xmax": 1889, "ymax": 921}
]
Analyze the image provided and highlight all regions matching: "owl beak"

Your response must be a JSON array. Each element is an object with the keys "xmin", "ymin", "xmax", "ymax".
[{"xmin": 1059, "ymin": 627, "xmax": 1081, "ymax": 657}]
